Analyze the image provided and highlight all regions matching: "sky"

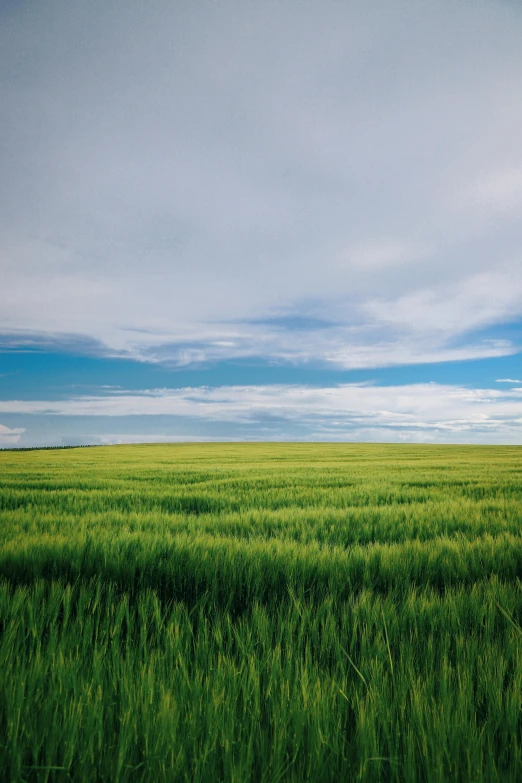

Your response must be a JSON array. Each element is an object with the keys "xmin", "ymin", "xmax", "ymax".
[{"xmin": 1, "ymin": 0, "xmax": 522, "ymax": 447}]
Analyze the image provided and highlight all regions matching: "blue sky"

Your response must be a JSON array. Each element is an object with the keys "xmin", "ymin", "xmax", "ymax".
[{"xmin": 1, "ymin": 0, "xmax": 522, "ymax": 446}]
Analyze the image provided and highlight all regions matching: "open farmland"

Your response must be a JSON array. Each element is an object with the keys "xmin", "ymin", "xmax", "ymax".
[{"xmin": 0, "ymin": 443, "xmax": 521, "ymax": 782}]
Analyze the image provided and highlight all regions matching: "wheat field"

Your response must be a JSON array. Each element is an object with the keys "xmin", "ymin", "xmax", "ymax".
[{"xmin": 1, "ymin": 443, "xmax": 521, "ymax": 782}]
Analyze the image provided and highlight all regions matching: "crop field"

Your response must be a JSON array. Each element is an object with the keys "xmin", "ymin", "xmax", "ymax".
[{"xmin": 0, "ymin": 443, "xmax": 521, "ymax": 782}]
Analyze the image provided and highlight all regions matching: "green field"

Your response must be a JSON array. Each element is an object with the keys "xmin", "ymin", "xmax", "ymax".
[{"xmin": 1, "ymin": 443, "xmax": 521, "ymax": 782}]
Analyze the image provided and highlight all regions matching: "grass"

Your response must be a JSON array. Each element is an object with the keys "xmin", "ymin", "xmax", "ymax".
[{"xmin": 0, "ymin": 442, "xmax": 521, "ymax": 782}]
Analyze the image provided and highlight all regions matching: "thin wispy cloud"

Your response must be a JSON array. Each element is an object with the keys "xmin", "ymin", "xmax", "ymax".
[{"xmin": 2, "ymin": 383, "xmax": 522, "ymax": 444}]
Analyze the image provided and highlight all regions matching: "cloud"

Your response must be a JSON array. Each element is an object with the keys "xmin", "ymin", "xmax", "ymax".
[
  {"xmin": 2, "ymin": 383, "xmax": 522, "ymax": 443},
  {"xmin": 458, "ymin": 166, "xmax": 522, "ymax": 217},
  {"xmin": 339, "ymin": 240, "xmax": 431, "ymax": 271},
  {"xmin": 496, "ymin": 378, "xmax": 522, "ymax": 384},
  {"xmin": 131, "ymin": 321, "xmax": 518, "ymax": 370},
  {"xmin": 96, "ymin": 435, "xmax": 241, "ymax": 445},
  {"xmin": 364, "ymin": 266, "xmax": 522, "ymax": 337},
  {"xmin": 0, "ymin": 424, "xmax": 25, "ymax": 447},
  {"xmin": 1, "ymin": 0, "xmax": 522, "ymax": 369}
]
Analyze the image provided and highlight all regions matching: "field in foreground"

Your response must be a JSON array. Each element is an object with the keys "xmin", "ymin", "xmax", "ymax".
[{"xmin": 0, "ymin": 442, "xmax": 521, "ymax": 782}]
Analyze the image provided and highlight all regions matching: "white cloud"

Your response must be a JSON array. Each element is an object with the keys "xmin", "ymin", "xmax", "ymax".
[
  {"xmin": 364, "ymin": 267, "xmax": 522, "ymax": 337},
  {"xmin": 496, "ymin": 378, "xmax": 522, "ymax": 384},
  {"xmin": 0, "ymin": 424, "xmax": 25, "ymax": 447},
  {"xmin": 2, "ymin": 383, "xmax": 522, "ymax": 443},
  {"xmin": 136, "ymin": 324, "xmax": 517, "ymax": 370},
  {"xmin": 321, "ymin": 338, "xmax": 515, "ymax": 370}
]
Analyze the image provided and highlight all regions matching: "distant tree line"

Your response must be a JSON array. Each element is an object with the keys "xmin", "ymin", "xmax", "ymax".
[{"xmin": 0, "ymin": 444, "xmax": 102, "ymax": 452}]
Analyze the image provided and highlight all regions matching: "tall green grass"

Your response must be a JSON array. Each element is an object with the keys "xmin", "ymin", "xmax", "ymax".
[{"xmin": 1, "ymin": 443, "xmax": 521, "ymax": 781}]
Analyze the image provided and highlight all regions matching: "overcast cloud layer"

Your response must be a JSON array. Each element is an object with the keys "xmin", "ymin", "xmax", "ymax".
[{"xmin": 1, "ymin": 0, "xmax": 522, "ymax": 444}]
